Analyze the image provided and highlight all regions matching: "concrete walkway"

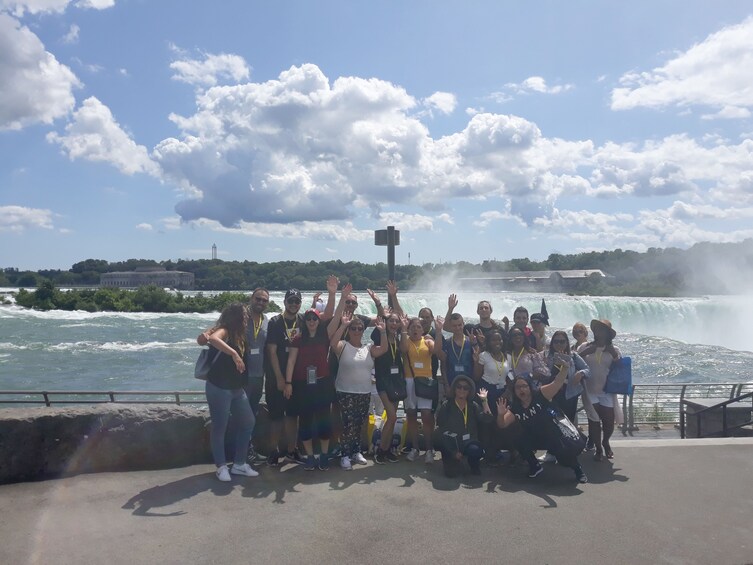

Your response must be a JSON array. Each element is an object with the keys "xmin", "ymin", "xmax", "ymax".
[{"xmin": 2, "ymin": 438, "xmax": 752, "ymax": 565}]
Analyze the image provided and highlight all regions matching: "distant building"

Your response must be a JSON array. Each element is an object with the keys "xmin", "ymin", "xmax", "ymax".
[
  {"xmin": 458, "ymin": 270, "xmax": 613, "ymax": 292},
  {"xmin": 100, "ymin": 267, "xmax": 194, "ymax": 290}
]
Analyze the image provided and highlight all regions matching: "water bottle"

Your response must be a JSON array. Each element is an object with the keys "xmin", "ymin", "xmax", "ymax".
[{"xmin": 371, "ymin": 428, "xmax": 381, "ymax": 452}]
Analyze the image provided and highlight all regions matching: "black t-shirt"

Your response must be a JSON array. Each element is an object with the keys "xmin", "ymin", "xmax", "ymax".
[
  {"xmin": 511, "ymin": 390, "xmax": 557, "ymax": 441},
  {"xmin": 265, "ymin": 313, "xmax": 305, "ymax": 380},
  {"xmin": 370, "ymin": 328, "xmax": 403, "ymax": 381},
  {"xmin": 207, "ymin": 345, "xmax": 248, "ymax": 390}
]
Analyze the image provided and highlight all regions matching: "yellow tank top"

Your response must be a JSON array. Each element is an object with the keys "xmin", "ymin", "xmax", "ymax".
[{"xmin": 405, "ymin": 337, "xmax": 432, "ymax": 378}]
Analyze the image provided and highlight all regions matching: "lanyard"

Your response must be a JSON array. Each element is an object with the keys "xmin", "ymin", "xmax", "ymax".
[
  {"xmin": 389, "ymin": 339, "xmax": 398, "ymax": 363},
  {"xmin": 284, "ymin": 316, "xmax": 297, "ymax": 341},
  {"xmin": 511, "ymin": 348, "xmax": 525, "ymax": 369},
  {"xmin": 252, "ymin": 314, "xmax": 262, "ymax": 341},
  {"xmin": 410, "ymin": 337, "xmax": 424, "ymax": 358},
  {"xmin": 451, "ymin": 336, "xmax": 466, "ymax": 362},
  {"xmin": 455, "ymin": 400, "xmax": 468, "ymax": 428},
  {"xmin": 596, "ymin": 348, "xmax": 603, "ymax": 365}
]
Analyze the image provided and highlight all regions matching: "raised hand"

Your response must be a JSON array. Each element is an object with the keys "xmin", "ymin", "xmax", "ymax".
[
  {"xmin": 386, "ymin": 280, "xmax": 398, "ymax": 295},
  {"xmin": 497, "ymin": 396, "xmax": 509, "ymax": 415},
  {"xmin": 466, "ymin": 329, "xmax": 477, "ymax": 346},
  {"xmin": 374, "ymin": 317, "xmax": 386, "ymax": 332},
  {"xmin": 474, "ymin": 328, "xmax": 486, "ymax": 348},
  {"xmin": 447, "ymin": 294, "xmax": 458, "ymax": 311},
  {"xmin": 434, "ymin": 315, "xmax": 445, "ymax": 332},
  {"xmin": 477, "ymin": 387, "xmax": 488, "ymax": 401},
  {"xmin": 311, "ymin": 292, "xmax": 322, "ymax": 305},
  {"xmin": 472, "ymin": 345, "xmax": 480, "ymax": 364},
  {"xmin": 400, "ymin": 314, "xmax": 410, "ymax": 331},
  {"xmin": 340, "ymin": 282, "xmax": 353, "ymax": 298},
  {"xmin": 341, "ymin": 313, "xmax": 353, "ymax": 326},
  {"xmin": 326, "ymin": 275, "xmax": 339, "ymax": 294}
]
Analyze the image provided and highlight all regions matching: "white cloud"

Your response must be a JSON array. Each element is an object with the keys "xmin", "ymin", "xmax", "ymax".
[
  {"xmin": 611, "ymin": 16, "xmax": 753, "ymax": 116},
  {"xmin": 185, "ymin": 217, "xmax": 373, "ymax": 241},
  {"xmin": 505, "ymin": 76, "xmax": 574, "ymax": 95},
  {"xmin": 324, "ymin": 247, "xmax": 338, "ymax": 254},
  {"xmin": 376, "ymin": 212, "xmax": 453, "ymax": 232},
  {"xmin": 62, "ymin": 23, "xmax": 79, "ymax": 44},
  {"xmin": 170, "ymin": 51, "xmax": 250, "ymax": 88},
  {"xmin": 0, "ymin": 0, "xmax": 113, "ymax": 15},
  {"xmin": 0, "ymin": 14, "xmax": 80, "ymax": 130},
  {"xmin": 422, "ymin": 91, "xmax": 457, "ymax": 115},
  {"xmin": 47, "ymin": 96, "xmax": 160, "ymax": 176},
  {"xmin": 135, "ymin": 223, "xmax": 153, "ymax": 231},
  {"xmin": 0, "ymin": 205, "xmax": 55, "ymax": 232}
]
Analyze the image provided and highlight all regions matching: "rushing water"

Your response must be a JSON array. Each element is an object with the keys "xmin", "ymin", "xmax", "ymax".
[{"xmin": 0, "ymin": 290, "xmax": 751, "ymax": 394}]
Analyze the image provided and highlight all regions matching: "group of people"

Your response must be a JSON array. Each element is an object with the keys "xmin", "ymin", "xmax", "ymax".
[{"xmin": 197, "ymin": 277, "xmax": 623, "ymax": 484}]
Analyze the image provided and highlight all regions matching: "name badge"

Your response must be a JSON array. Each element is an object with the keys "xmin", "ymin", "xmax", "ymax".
[
  {"xmin": 496, "ymin": 383, "xmax": 504, "ymax": 390},
  {"xmin": 285, "ymin": 347, "xmax": 289, "ymax": 353},
  {"xmin": 462, "ymin": 434, "xmax": 471, "ymax": 441},
  {"xmin": 250, "ymin": 348, "xmax": 260, "ymax": 355},
  {"xmin": 306, "ymin": 365, "xmax": 317, "ymax": 385},
  {"xmin": 413, "ymin": 362, "xmax": 424, "ymax": 369},
  {"xmin": 390, "ymin": 366, "xmax": 399, "ymax": 375},
  {"xmin": 454, "ymin": 365, "xmax": 464, "ymax": 373}
]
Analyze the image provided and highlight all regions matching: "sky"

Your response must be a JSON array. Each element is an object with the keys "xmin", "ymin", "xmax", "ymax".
[{"xmin": 2, "ymin": 1, "xmax": 753, "ymax": 270}]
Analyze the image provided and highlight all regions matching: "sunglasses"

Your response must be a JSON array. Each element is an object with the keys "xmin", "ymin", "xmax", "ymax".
[
  {"xmin": 573, "ymin": 329, "xmax": 586, "ymax": 335},
  {"xmin": 287, "ymin": 298, "xmax": 301, "ymax": 305},
  {"xmin": 455, "ymin": 384, "xmax": 471, "ymax": 391},
  {"xmin": 345, "ymin": 300, "xmax": 357, "ymax": 306},
  {"xmin": 350, "ymin": 326, "xmax": 365, "ymax": 332},
  {"xmin": 552, "ymin": 339, "xmax": 567, "ymax": 344},
  {"xmin": 304, "ymin": 317, "xmax": 318, "ymax": 322}
]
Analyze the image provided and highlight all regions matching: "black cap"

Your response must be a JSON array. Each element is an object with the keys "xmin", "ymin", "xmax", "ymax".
[{"xmin": 285, "ymin": 289, "xmax": 302, "ymax": 301}]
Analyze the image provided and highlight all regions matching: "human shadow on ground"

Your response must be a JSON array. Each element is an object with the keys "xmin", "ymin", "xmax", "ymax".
[{"xmin": 122, "ymin": 470, "xmax": 234, "ymax": 517}]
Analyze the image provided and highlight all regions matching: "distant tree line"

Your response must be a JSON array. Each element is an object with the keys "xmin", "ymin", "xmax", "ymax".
[
  {"xmin": 12, "ymin": 282, "xmax": 282, "ymax": 314},
  {"xmin": 3, "ymin": 239, "xmax": 752, "ymax": 297}
]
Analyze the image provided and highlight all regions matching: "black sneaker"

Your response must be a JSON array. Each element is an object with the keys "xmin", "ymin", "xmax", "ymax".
[
  {"xmin": 373, "ymin": 450, "xmax": 386, "ymax": 465},
  {"xmin": 267, "ymin": 449, "xmax": 282, "ymax": 467},
  {"xmin": 318, "ymin": 453, "xmax": 330, "ymax": 471},
  {"xmin": 385, "ymin": 450, "xmax": 399, "ymax": 463},
  {"xmin": 575, "ymin": 466, "xmax": 588, "ymax": 483},
  {"xmin": 528, "ymin": 462, "xmax": 544, "ymax": 478},
  {"xmin": 248, "ymin": 446, "xmax": 267, "ymax": 463},
  {"xmin": 400, "ymin": 445, "xmax": 412, "ymax": 455},
  {"xmin": 286, "ymin": 450, "xmax": 306, "ymax": 465}
]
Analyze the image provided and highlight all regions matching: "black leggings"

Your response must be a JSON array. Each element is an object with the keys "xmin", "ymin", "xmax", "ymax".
[{"xmin": 515, "ymin": 429, "xmax": 580, "ymax": 469}]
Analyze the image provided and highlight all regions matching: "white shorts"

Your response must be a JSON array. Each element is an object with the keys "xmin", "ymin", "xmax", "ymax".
[{"xmin": 404, "ymin": 378, "xmax": 433, "ymax": 411}]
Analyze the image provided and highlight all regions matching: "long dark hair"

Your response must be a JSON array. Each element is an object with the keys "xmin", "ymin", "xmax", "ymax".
[
  {"xmin": 548, "ymin": 330, "xmax": 572, "ymax": 356},
  {"xmin": 212, "ymin": 303, "xmax": 248, "ymax": 356}
]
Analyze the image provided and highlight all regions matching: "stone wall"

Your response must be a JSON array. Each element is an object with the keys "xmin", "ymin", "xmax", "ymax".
[{"xmin": 0, "ymin": 404, "xmax": 212, "ymax": 483}]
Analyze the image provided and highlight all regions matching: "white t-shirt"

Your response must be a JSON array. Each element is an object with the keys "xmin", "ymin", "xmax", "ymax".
[
  {"xmin": 335, "ymin": 342, "xmax": 374, "ymax": 394},
  {"xmin": 478, "ymin": 351, "xmax": 507, "ymax": 387}
]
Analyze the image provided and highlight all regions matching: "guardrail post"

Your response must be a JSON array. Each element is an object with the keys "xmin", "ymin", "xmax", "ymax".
[
  {"xmin": 108, "ymin": 392, "xmax": 115, "ymax": 403},
  {"xmin": 175, "ymin": 393, "xmax": 181, "ymax": 406},
  {"xmin": 42, "ymin": 392, "xmax": 50, "ymax": 407}
]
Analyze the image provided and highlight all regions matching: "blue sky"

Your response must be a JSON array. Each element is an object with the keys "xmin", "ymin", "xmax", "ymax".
[{"xmin": 2, "ymin": 1, "xmax": 753, "ymax": 270}]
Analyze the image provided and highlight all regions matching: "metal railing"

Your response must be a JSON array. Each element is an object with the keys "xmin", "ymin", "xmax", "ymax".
[
  {"xmin": 0, "ymin": 390, "xmax": 207, "ymax": 407},
  {"xmin": 621, "ymin": 382, "xmax": 753, "ymax": 435},
  {"xmin": 680, "ymin": 391, "xmax": 753, "ymax": 439}
]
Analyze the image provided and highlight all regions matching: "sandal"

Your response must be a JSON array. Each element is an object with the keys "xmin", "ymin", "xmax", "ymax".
[{"xmin": 603, "ymin": 443, "xmax": 614, "ymax": 459}]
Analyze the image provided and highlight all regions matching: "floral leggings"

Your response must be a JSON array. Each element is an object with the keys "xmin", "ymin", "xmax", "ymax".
[{"xmin": 336, "ymin": 391, "xmax": 371, "ymax": 457}]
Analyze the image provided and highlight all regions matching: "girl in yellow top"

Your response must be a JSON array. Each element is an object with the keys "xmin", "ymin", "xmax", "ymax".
[{"xmin": 399, "ymin": 316, "xmax": 441, "ymax": 463}]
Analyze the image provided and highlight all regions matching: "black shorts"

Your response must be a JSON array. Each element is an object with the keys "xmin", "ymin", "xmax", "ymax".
[{"xmin": 265, "ymin": 376, "xmax": 289, "ymax": 421}]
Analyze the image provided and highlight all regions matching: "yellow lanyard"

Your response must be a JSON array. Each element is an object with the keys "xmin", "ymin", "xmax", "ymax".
[
  {"xmin": 455, "ymin": 400, "xmax": 468, "ymax": 428},
  {"xmin": 389, "ymin": 339, "xmax": 398, "ymax": 363},
  {"xmin": 284, "ymin": 317, "xmax": 297, "ymax": 340},
  {"xmin": 596, "ymin": 349, "xmax": 603, "ymax": 365},
  {"xmin": 511, "ymin": 348, "xmax": 525, "ymax": 369},
  {"xmin": 451, "ymin": 336, "xmax": 466, "ymax": 362},
  {"xmin": 410, "ymin": 337, "xmax": 424, "ymax": 359},
  {"xmin": 252, "ymin": 315, "xmax": 262, "ymax": 341}
]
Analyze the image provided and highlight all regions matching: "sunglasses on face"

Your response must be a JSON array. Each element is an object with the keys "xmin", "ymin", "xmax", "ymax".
[
  {"xmin": 304, "ymin": 317, "xmax": 318, "ymax": 322},
  {"xmin": 345, "ymin": 300, "xmax": 357, "ymax": 306},
  {"xmin": 455, "ymin": 385, "xmax": 470, "ymax": 391},
  {"xmin": 287, "ymin": 298, "xmax": 301, "ymax": 305},
  {"xmin": 350, "ymin": 326, "xmax": 365, "ymax": 332},
  {"xmin": 573, "ymin": 329, "xmax": 586, "ymax": 335}
]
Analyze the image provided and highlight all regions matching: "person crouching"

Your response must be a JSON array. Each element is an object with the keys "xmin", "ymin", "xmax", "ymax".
[{"xmin": 434, "ymin": 374, "xmax": 493, "ymax": 477}]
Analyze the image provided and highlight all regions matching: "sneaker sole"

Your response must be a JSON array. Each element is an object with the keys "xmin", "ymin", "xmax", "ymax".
[{"xmin": 528, "ymin": 468, "xmax": 544, "ymax": 478}]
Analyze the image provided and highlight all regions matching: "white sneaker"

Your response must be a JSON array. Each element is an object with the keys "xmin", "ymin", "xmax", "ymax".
[
  {"xmin": 230, "ymin": 463, "xmax": 259, "ymax": 477},
  {"xmin": 341, "ymin": 455, "xmax": 352, "ymax": 470},
  {"xmin": 406, "ymin": 449, "xmax": 419, "ymax": 462},
  {"xmin": 425, "ymin": 449, "xmax": 435, "ymax": 464},
  {"xmin": 352, "ymin": 452, "xmax": 368, "ymax": 465},
  {"xmin": 216, "ymin": 465, "xmax": 231, "ymax": 482},
  {"xmin": 538, "ymin": 452, "xmax": 557, "ymax": 464}
]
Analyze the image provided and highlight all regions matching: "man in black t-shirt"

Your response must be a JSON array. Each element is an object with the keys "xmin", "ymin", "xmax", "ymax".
[{"xmin": 265, "ymin": 289, "xmax": 307, "ymax": 465}]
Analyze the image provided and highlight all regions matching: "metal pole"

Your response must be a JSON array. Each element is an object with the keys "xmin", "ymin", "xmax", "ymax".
[{"xmin": 387, "ymin": 226, "xmax": 396, "ymax": 308}]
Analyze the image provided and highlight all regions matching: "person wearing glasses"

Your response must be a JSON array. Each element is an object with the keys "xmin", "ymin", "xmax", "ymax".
[
  {"xmin": 537, "ymin": 330, "xmax": 590, "ymax": 464},
  {"xmin": 265, "ymin": 280, "xmax": 337, "ymax": 466},
  {"xmin": 434, "ymin": 375, "xmax": 492, "ymax": 477},
  {"xmin": 329, "ymin": 308, "xmax": 389, "ymax": 470},
  {"xmin": 284, "ymin": 308, "xmax": 342, "ymax": 471},
  {"xmin": 571, "ymin": 322, "xmax": 589, "ymax": 352},
  {"xmin": 506, "ymin": 327, "xmax": 550, "ymax": 383}
]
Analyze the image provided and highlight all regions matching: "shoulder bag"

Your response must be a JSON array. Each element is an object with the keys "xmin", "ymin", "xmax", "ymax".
[
  {"xmin": 194, "ymin": 347, "xmax": 221, "ymax": 380},
  {"xmin": 604, "ymin": 356, "xmax": 632, "ymax": 395}
]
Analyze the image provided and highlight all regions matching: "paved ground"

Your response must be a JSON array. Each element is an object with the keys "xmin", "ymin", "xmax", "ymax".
[{"xmin": 2, "ymin": 438, "xmax": 752, "ymax": 565}]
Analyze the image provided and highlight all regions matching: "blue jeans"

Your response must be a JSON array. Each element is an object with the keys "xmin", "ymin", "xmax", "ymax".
[{"xmin": 205, "ymin": 381, "xmax": 255, "ymax": 467}]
